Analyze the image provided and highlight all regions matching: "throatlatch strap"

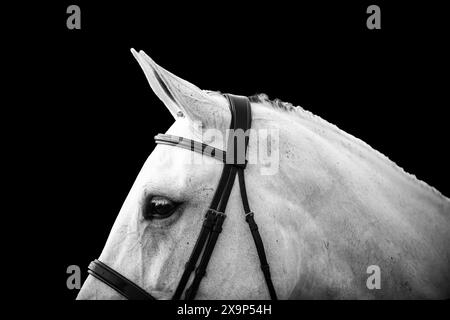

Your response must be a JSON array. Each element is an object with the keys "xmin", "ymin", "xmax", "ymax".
[{"xmin": 237, "ymin": 169, "xmax": 278, "ymax": 300}]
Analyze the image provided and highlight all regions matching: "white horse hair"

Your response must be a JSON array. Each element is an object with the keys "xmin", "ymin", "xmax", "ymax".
[{"xmin": 77, "ymin": 49, "xmax": 450, "ymax": 300}]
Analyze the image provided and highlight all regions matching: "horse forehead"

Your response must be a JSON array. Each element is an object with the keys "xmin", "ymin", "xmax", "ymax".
[
  {"xmin": 138, "ymin": 141, "xmax": 222, "ymax": 197},
  {"xmin": 166, "ymin": 117, "xmax": 227, "ymax": 149},
  {"xmin": 144, "ymin": 146, "xmax": 201, "ymax": 181}
]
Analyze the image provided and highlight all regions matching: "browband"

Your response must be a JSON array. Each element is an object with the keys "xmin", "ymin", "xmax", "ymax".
[{"xmin": 154, "ymin": 134, "xmax": 227, "ymax": 164}]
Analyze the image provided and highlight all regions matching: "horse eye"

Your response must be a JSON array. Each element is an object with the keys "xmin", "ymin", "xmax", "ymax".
[{"xmin": 143, "ymin": 196, "xmax": 179, "ymax": 220}]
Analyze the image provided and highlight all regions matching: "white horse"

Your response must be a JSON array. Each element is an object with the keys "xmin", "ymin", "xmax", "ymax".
[{"xmin": 77, "ymin": 49, "xmax": 450, "ymax": 299}]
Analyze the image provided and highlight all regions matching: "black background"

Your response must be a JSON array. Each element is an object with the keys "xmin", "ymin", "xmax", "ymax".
[{"xmin": 24, "ymin": 1, "xmax": 448, "ymax": 303}]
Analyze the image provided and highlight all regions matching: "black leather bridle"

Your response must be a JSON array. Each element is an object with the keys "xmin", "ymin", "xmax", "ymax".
[{"xmin": 87, "ymin": 94, "xmax": 277, "ymax": 300}]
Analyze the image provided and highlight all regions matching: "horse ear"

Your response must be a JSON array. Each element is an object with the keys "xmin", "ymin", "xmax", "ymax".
[{"xmin": 131, "ymin": 49, "xmax": 229, "ymax": 131}]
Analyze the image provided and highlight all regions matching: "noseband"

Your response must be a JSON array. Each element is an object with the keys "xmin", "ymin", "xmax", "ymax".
[{"xmin": 87, "ymin": 94, "xmax": 277, "ymax": 300}]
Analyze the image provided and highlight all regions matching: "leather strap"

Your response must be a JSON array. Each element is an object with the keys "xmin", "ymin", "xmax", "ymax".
[
  {"xmin": 184, "ymin": 165, "xmax": 237, "ymax": 299},
  {"xmin": 88, "ymin": 259, "xmax": 155, "ymax": 300},
  {"xmin": 172, "ymin": 163, "xmax": 236, "ymax": 299},
  {"xmin": 237, "ymin": 169, "xmax": 278, "ymax": 300},
  {"xmin": 182, "ymin": 94, "xmax": 252, "ymax": 299},
  {"xmin": 154, "ymin": 134, "xmax": 226, "ymax": 163},
  {"xmin": 171, "ymin": 206, "xmax": 218, "ymax": 300}
]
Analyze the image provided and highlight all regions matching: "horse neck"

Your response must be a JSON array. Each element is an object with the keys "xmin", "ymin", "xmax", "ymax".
[{"xmin": 250, "ymin": 103, "xmax": 449, "ymax": 222}]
